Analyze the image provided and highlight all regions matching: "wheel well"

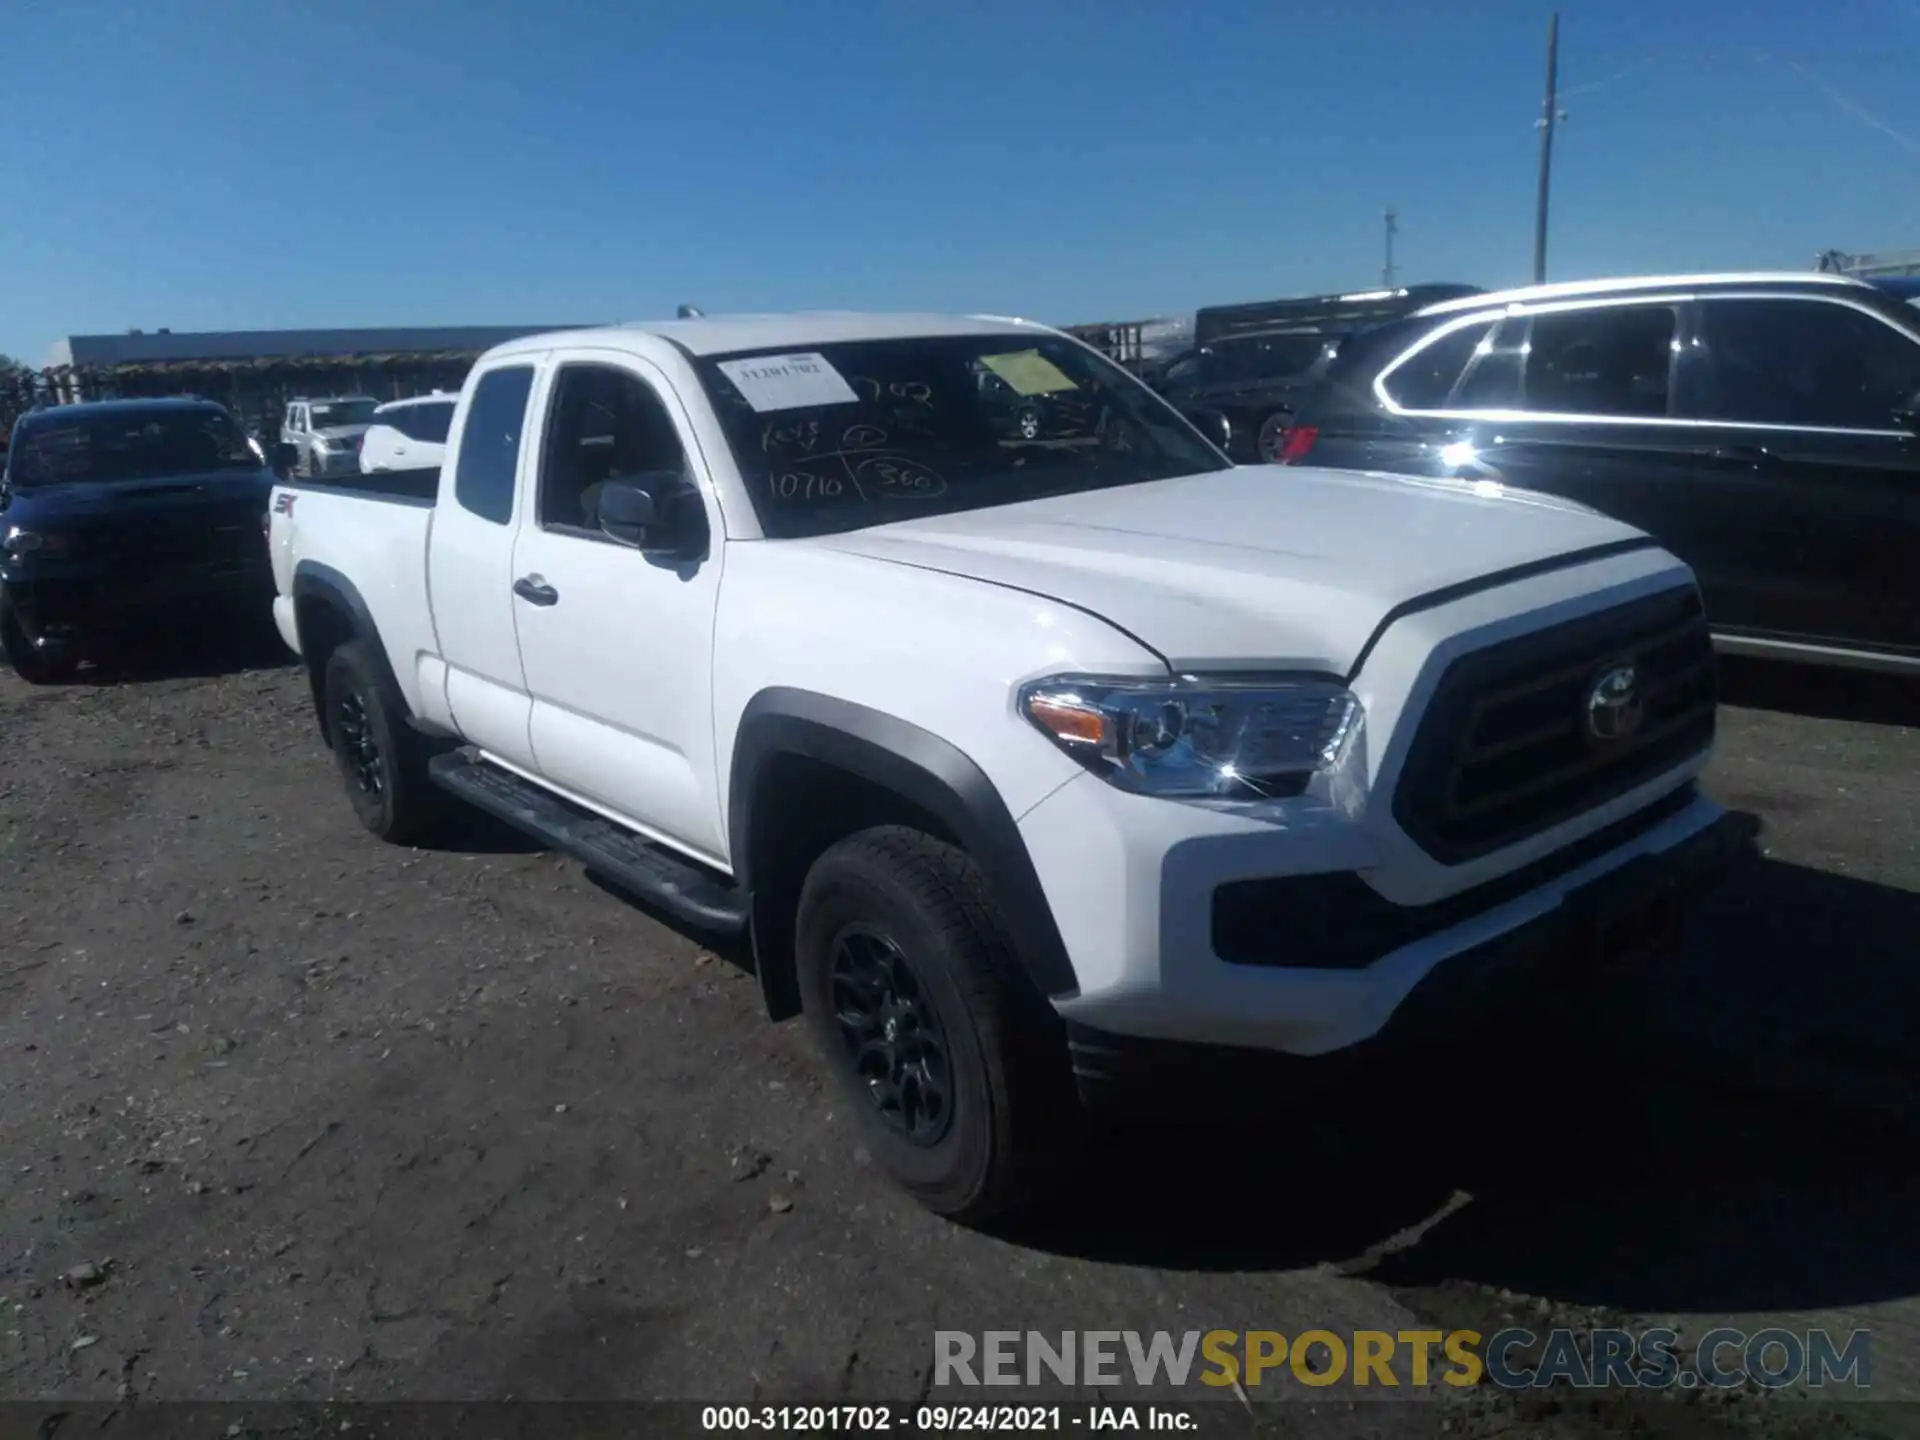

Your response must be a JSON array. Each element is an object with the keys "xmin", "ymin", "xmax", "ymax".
[
  {"xmin": 745, "ymin": 752, "xmax": 959, "ymax": 1021},
  {"xmin": 293, "ymin": 591, "xmax": 355, "ymax": 736}
]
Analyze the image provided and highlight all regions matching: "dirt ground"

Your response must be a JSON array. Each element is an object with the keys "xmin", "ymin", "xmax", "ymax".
[{"xmin": 2, "ymin": 631, "xmax": 1917, "ymax": 1439}]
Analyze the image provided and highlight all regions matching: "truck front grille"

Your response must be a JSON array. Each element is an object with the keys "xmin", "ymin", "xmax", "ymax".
[
  {"xmin": 75, "ymin": 503, "xmax": 265, "ymax": 568},
  {"xmin": 1392, "ymin": 585, "xmax": 1716, "ymax": 863}
]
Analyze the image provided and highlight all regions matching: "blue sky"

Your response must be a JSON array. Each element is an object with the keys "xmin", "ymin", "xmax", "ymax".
[{"xmin": 4, "ymin": 0, "xmax": 1918, "ymax": 363}]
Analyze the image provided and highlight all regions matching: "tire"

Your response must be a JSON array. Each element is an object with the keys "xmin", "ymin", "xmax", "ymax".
[
  {"xmin": 322, "ymin": 640, "xmax": 438, "ymax": 844},
  {"xmin": 1255, "ymin": 411, "xmax": 1291, "ymax": 463},
  {"xmin": 0, "ymin": 593, "xmax": 79, "ymax": 685},
  {"xmin": 795, "ymin": 825, "xmax": 1081, "ymax": 1222}
]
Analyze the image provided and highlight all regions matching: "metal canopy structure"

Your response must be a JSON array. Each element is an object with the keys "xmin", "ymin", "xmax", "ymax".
[
  {"xmin": 13, "ymin": 323, "xmax": 589, "ymax": 435},
  {"xmin": 1816, "ymin": 248, "xmax": 1920, "ymax": 278}
]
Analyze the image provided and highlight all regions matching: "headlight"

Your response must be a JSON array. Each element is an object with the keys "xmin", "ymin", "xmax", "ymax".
[
  {"xmin": 3, "ymin": 527, "xmax": 69, "ymax": 558},
  {"xmin": 1018, "ymin": 675, "xmax": 1361, "ymax": 799}
]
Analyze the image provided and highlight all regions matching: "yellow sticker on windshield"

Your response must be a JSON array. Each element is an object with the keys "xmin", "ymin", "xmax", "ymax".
[{"xmin": 981, "ymin": 350, "xmax": 1078, "ymax": 396}]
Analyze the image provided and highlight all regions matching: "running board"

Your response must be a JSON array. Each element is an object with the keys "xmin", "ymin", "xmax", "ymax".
[{"xmin": 428, "ymin": 750, "xmax": 746, "ymax": 935}]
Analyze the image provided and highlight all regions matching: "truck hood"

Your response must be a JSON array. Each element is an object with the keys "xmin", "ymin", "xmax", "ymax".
[
  {"xmin": 5, "ymin": 468, "xmax": 274, "ymax": 522},
  {"xmin": 809, "ymin": 464, "xmax": 1651, "ymax": 674}
]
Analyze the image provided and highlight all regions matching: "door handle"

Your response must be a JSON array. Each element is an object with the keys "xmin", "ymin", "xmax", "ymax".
[{"xmin": 513, "ymin": 576, "xmax": 559, "ymax": 606}]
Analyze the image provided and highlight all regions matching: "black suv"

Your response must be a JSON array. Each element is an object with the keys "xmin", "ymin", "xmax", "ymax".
[
  {"xmin": 1151, "ymin": 284, "xmax": 1483, "ymax": 462},
  {"xmin": 1282, "ymin": 273, "xmax": 1920, "ymax": 673}
]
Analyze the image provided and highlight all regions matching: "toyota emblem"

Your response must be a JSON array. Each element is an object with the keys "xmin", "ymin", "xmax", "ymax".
[{"xmin": 1585, "ymin": 664, "xmax": 1645, "ymax": 743}]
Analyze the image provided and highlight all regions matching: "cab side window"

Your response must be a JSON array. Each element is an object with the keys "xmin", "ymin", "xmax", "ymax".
[
  {"xmin": 1682, "ymin": 297, "xmax": 1920, "ymax": 430},
  {"xmin": 452, "ymin": 366, "xmax": 535, "ymax": 525},
  {"xmin": 537, "ymin": 363, "xmax": 689, "ymax": 537},
  {"xmin": 1524, "ymin": 305, "xmax": 1677, "ymax": 418}
]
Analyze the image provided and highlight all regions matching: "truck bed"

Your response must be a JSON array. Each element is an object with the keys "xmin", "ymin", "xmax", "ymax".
[
  {"xmin": 292, "ymin": 465, "xmax": 441, "ymax": 505},
  {"xmin": 267, "ymin": 469, "xmax": 438, "ymax": 712}
]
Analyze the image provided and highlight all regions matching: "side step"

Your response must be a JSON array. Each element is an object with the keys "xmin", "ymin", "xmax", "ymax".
[{"xmin": 428, "ymin": 749, "xmax": 746, "ymax": 935}]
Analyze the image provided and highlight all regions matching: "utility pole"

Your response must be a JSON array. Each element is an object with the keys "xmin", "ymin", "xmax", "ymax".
[
  {"xmin": 1532, "ymin": 12, "xmax": 1561, "ymax": 284},
  {"xmin": 1383, "ymin": 207, "xmax": 1398, "ymax": 288}
]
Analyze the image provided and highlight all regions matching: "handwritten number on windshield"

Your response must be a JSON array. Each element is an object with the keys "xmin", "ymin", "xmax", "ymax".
[
  {"xmin": 770, "ymin": 472, "xmax": 846, "ymax": 501},
  {"xmin": 849, "ymin": 377, "xmax": 933, "ymax": 406},
  {"xmin": 854, "ymin": 455, "xmax": 947, "ymax": 499}
]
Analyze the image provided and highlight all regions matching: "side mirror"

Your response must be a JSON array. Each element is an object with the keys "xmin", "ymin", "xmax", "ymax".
[
  {"xmin": 598, "ymin": 472, "xmax": 704, "ymax": 558},
  {"xmin": 1186, "ymin": 408, "xmax": 1232, "ymax": 452},
  {"xmin": 272, "ymin": 442, "xmax": 299, "ymax": 475},
  {"xmin": 596, "ymin": 478, "xmax": 657, "ymax": 546}
]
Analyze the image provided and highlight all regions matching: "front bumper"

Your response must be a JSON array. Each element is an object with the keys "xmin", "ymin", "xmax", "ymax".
[
  {"xmin": 1062, "ymin": 804, "xmax": 1752, "ymax": 1115},
  {"xmin": 4, "ymin": 562, "xmax": 275, "ymax": 651},
  {"xmin": 1020, "ymin": 762, "xmax": 1743, "ymax": 1059}
]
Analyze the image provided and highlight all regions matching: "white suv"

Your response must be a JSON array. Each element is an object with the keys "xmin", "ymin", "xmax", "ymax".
[
  {"xmin": 359, "ymin": 393, "xmax": 458, "ymax": 474},
  {"xmin": 281, "ymin": 396, "xmax": 378, "ymax": 478}
]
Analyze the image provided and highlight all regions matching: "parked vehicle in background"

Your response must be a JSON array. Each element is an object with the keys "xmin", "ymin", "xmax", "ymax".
[
  {"xmin": 267, "ymin": 311, "xmax": 1740, "ymax": 1219},
  {"xmin": 0, "ymin": 397, "xmax": 285, "ymax": 682},
  {"xmin": 1866, "ymin": 275, "xmax": 1920, "ymax": 311},
  {"xmin": 360, "ymin": 393, "xmax": 458, "ymax": 474},
  {"xmin": 282, "ymin": 395, "xmax": 379, "ymax": 478},
  {"xmin": 1282, "ymin": 272, "xmax": 1920, "ymax": 674},
  {"xmin": 1152, "ymin": 284, "xmax": 1483, "ymax": 461}
]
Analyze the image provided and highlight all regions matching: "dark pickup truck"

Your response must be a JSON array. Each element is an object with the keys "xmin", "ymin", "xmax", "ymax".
[{"xmin": 0, "ymin": 397, "xmax": 289, "ymax": 682}]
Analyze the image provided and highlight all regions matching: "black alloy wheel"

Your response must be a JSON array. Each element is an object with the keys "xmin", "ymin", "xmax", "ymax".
[
  {"xmin": 335, "ymin": 687, "xmax": 385, "ymax": 800},
  {"xmin": 321, "ymin": 639, "xmax": 439, "ymax": 844},
  {"xmin": 828, "ymin": 925, "xmax": 954, "ymax": 1146}
]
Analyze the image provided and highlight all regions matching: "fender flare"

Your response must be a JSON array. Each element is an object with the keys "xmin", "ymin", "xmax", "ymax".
[
  {"xmin": 290, "ymin": 560, "xmax": 406, "ymax": 731},
  {"xmin": 729, "ymin": 688, "xmax": 1081, "ymax": 1015}
]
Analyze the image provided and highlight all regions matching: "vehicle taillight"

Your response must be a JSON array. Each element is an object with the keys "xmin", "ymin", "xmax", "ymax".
[{"xmin": 1277, "ymin": 424, "xmax": 1319, "ymax": 465}]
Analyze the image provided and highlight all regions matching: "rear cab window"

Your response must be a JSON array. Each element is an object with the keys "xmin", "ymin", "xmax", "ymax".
[{"xmin": 452, "ymin": 367, "xmax": 536, "ymax": 524}]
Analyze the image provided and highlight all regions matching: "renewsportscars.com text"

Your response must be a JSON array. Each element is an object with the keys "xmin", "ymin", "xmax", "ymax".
[{"xmin": 934, "ymin": 1328, "xmax": 1872, "ymax": 1391}]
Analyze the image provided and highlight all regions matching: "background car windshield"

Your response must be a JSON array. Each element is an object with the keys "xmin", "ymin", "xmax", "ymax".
[
  {"xmin": 311, "ymin": 401, "xmax": 376, "ymax": 428},
  {"xmin": 694, "ymin": 334, "xmax": 1228, "ymax": 539},
  {"xmin": 7, "ymin": 408, "xmax": 259, "ymax": 486}
]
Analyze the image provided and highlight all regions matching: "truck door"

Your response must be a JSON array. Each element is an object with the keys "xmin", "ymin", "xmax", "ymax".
[
  {"xmin": 427, "ymin": 361, "xmax": 541, "ymax": 767},
  {"xmin": 508, "ymin": 353, "xmax": 729, "ymax": 865}
]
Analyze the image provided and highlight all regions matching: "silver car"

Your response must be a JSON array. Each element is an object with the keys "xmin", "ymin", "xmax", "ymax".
[{"xmin": 281, "ymin": 396, "xmax": 379, "ymax": 478}]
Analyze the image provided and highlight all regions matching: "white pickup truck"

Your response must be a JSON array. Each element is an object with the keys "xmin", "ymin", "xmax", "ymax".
[{"xmin": 268, "ymin": 311, "xmax": 1743, "ymax": 1220}]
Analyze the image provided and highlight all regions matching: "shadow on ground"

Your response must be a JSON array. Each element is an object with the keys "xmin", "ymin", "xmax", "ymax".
[
  {"xmin": 1717, "ymin": 654, "xmax": 1920, "ymax": 728},
  {"xmin": 1007, "ymin": 849, "xmax": 1920, "ymax": 1318},
  {"xmin": 67, "ymin": 616, "xmax": 298, "ymax": 685}
]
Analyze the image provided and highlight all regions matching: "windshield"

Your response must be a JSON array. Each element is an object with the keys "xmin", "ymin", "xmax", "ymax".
[
  {"xmin": 310, "ymin": 400, "xmax": 377, "ymax": 429},
  {"xmin": 693, "ymin": 334, "xmax": 1229, "ymax": 539},
  {"xmin": 7, "ymin": 407, "xmax": 260, "ymax": 487}
]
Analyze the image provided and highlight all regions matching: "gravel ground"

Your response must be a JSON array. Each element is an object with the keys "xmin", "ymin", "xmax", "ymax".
[{"xmin": 1, "ymin": 634, "xmax": 1916, "ymax": 1438}]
